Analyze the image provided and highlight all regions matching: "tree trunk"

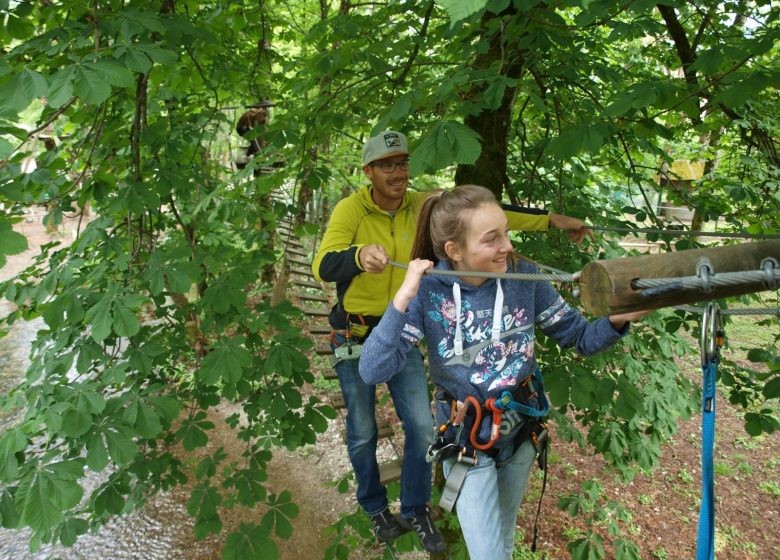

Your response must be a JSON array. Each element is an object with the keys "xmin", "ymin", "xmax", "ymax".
[{"xmin": 454, "ymin": 11, "xmax": 526, "ymax": 199}]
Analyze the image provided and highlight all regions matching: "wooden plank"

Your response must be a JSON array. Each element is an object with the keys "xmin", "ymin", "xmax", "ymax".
[
  {"xmin": 291, "ymin": 278, "xmax": 322, "ymax": 289},
  {"xmin": 309, "ymin": 324, "xmax": 331, "ymax": 334},
  {"xmin": 290, "ymin": 265, "xmax": 313, "ymax": 274},
  {"xmin": 298, "ymin": 293, "xmax": 330, "ymax": 303},
  {"xmin": 377, "ymin": 421, "xmax": 394, "ymax": 440},
  {"xmin": 306, "ymin": 310, "xmax": 330, "ymax": 320},
  {"xmin": 282, "ymin": 238, "xmax": 305, "ymax": 249},
  {"xmin": 286, "ymin": 247, "xmax": 309, "ymax": 258},
  {"xmin": 315, "ymin": 342, "xmax": 332, "ymax": 354},
  {"xmin": 322, "ymin": 368, "xmax": 338, "ymax": 380},
  {"xmin": 329, "ymin": 392, "xmax": 345, "ymax": 410},
  {"xmin": 379, "ymin": 458, "xmax": 402, "ymax": 485},
  {"xmin": 288, "ymin": 256, "xmax": 311, "ymax": 267}
]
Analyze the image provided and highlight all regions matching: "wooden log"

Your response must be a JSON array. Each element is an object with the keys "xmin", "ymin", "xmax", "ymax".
[{"xmin": 579, "ymin": 240, "xmax": 780, "ymax": 315}]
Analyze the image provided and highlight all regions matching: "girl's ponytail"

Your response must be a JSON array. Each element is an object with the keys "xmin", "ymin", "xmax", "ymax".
[{"xmin": 411, "ymin": 191, "xmax": 444, "ymax": 262}]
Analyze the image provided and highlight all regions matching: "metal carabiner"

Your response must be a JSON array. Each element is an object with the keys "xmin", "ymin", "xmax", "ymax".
[{"xmin": 700, "ymin": 302, "xmax": 722, "ymax": 367}]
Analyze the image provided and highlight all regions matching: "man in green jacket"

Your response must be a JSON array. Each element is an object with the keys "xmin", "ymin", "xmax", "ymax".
[{"xmin": 312, "ymin": 130, "xmax": 590, "ymax": 553}]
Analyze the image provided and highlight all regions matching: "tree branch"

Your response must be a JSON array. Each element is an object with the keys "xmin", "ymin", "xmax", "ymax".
[{"xmin": 394, "ymin": 0, "xmax": 435, "ymax": 86}]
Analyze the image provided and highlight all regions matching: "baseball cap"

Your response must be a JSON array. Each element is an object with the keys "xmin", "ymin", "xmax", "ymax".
[{"xmin": 361, "ymin": 131, "xmax": 409, "ymax": 166}]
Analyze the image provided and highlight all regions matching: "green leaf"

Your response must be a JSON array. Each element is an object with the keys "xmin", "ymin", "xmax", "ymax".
[
  {"xmin": 120, "ymin": 47, "xmax": 153, "ymax": 73},
  {"xmin": 571, "ymin": 370, "xmax": 596, "ymax": 409},
  {"xmin": 135, "ymin": 402, "xmax": 162, "ymax": 438},
  {"xmin": 188, "ymin": 483, "xmax": 222, "ymax": 517},
  {"xmin": 0, "ymin": 429, "xmax": 27, "ymax": 480},
  {"xmin": 104, "ymin": 426, "xmax": 138, "ymax": 465},
  {"xmin": 112, "ymin": 303, "xmax": 140, "ymax": 337},
  {"xmin": 16, "ymin": 471, "xmax": 65, "ymax": 533},
  {"xmin": 483, "ymin": 76, "xmax": 508, "ymax": 110},
  {"xmin": 137, "ymin": 44, "xmax": 179, "ymax": 66},
  {"xmin": 94, "ymin": 60, "xmax": 135, "ymax": 88},
  {"xmin": 17, "ymin": 462, "xmax": 84, "ymax": 533},
  {"xmin": 74, "ymin": 65, "xmax": 111, "ymax": 105},
  {"xmin": 94, "ymin": 480, "xmax": 127, "ymax": 515},
  {"xmin": 568, "ymin": 533, "xmax": 605, "ymax": 560},
  {"xmin": 614, "ymin": 538, "xmax": 641, "ymax": 560},
  {"xmin": 149, "ymin": 396, "xmax": 182, "ymax": 424},
  {"xmin": 436, "ymin": 0, "xmax": 487, "ymax": 24},
  {"xmin": 0, "ymin": 137, "xmax": 13, "ymax": 159},
  {"xmin": 263, "ymin": 491, "xmax": 298, "ymax": 540},
  {"xmin": 0, "ymin": 488, "xmax": 20, "ymax": 529},
  {"xmin": 59, "ymin": 517, "xmax": 88, "ymax": 547},
  {"xmin": 222, "ymin": 522, "xmax": 278, "ymax": 560},
  {"xmin": 86, "ymin": 432, "xmax": 109, "ymax": 472},
  {"xmin": 85, "ymin": 295, "xmax": 113, "ymax": 342},
  {"xmin": 549, "ymin": 123, "xmax": 608, "ymax": 159},
  {"xmin": 0, "ymin": 222, "xmax": 28, "ymax": 257},
  {"xmin": 18, "ymin": 69, "xmax": 48, "ymax": 101},
  {"xmin": 264, "ymin": 344, "xmax": 308, "ymax": 377},
  {"xmin": 763, "ymin": 376, "xmax": 780, "ymax": 399},
  {"xmin": 199, "ymin": 341, "xmax": 250, "ymax": 385},
  {"xmin": 47, "ymin": 66, "xmax": 75, "ymax": 108},
  {"xmin": 62, "ymin": 407, "xmax": 92, "ymax": 438},
  {"xmin": 166, "ymin": 262, "xmax": 199, "ymax": 293},
  {"xmin": 614, "ymin": 380, "xmax": 643, "ymax": 420},
  {"xmin": 176, "ymin": 413, "xmax": 213, "ymax": 451},
  {"xmin": 747, "ymin": 348, "xmax": 771, "ymax": 362},
  {"xmin": 410, "ymin": 121, "xmax": 481, "ymax": 176}
]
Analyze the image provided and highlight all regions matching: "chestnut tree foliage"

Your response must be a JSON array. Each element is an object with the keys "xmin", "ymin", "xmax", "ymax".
[{"xmin": 0, "ymin": 0, "xmax": 777, "ymax": 558}]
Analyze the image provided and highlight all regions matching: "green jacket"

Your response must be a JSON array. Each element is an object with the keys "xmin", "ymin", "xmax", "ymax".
[{"xmin": 312, "ymin": 186, "xmax": 550, "ymax": 329}]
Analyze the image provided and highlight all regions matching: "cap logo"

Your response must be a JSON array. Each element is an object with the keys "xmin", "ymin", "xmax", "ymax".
[{"xmin": 383, "ymin": 133, "xmax": 401, "ymax": 148}]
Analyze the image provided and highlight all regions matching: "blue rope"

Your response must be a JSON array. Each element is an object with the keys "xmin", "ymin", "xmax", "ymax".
[{"xmin": 696, "ymin": 356, "xmax": 718, "ymax": 560}]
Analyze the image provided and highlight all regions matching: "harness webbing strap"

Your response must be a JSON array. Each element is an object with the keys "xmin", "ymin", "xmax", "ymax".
[
  {"xmin": 696, "ymin": 356, "xmax": 717, "ymax": 560},
  {"xmin": 439, "ymin": 460, "xmax": 472, "ymax": 512},
  {"xmin": 531, "ymin": 437, "xmax": 548, "ymax": 552}
]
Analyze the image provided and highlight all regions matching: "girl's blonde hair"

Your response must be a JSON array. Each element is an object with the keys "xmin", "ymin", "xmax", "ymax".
[{"xmin": 411, "ymin": 185, "xmax": 501, "ymax": 262}]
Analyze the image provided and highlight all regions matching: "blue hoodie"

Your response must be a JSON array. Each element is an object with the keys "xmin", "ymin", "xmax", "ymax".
[{"xmin": 359, "ymin": 259, "xmax": 628, "ymax": 447}]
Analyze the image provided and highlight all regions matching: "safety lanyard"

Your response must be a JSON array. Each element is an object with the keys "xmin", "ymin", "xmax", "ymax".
[{"xmin": 697, "ymin": 303, "xmax": 723, "ymax": 560}]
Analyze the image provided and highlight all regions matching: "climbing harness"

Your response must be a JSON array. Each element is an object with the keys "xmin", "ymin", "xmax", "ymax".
[
  {"xmin": 696, "ymin": 302, "xmax": 723, "ymax": 560},
  {"xmin": 328, "ymin": 314, "xmax": 375, "ymax": 367},
  {"xmin": 428, "ymin": 369, "xmax": 551, "ymax": 548}
]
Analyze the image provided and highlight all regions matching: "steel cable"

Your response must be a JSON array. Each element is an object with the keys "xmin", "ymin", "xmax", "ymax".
[
  {"xmin": 387, "ymin": 259, "xmax": 576, "ymax": 282},
  {"xmin": 632, "ymin": 270, "xmax": 780, "ymax": 291},
  {"xmin": 586, "ymin": 224, "xmax": 780, "ymax": 240}
]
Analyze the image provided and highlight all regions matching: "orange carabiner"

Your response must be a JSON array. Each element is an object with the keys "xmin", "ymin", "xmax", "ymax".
[
  {"xmin": 466, "ymin": 396, "xmax": 497, "ymax": 451},
  {"xmin": 485, "ymin": 398, "xmax": 503, "ymax": 443}
]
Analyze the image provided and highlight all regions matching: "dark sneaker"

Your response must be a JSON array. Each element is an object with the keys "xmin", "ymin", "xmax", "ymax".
[
  {"xmin": 369, "ymin": 508, "xmax": 405, "ymax": 542},
  {"xmin": 400, "ymin": 506, "xmax": 446, "ymax": 553}
]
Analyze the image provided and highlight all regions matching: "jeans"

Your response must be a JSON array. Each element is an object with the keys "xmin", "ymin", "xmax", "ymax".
[
  {"xmin": 333, "ymin": 335, "xmax": 434, "ymax": 518},
  {"xmin": 443, "ymin": 439, "xmax": 536, "ymax": 560}
]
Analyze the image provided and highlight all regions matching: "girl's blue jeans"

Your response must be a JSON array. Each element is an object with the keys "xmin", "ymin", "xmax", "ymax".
[{"xmin": 443, "ymin": 439, "xmax": 537, "ymax": 560}]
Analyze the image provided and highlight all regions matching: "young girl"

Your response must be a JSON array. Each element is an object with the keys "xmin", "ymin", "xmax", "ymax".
[{"xmin": 359, "ymin": 185, "xmax": 649, "ymax": 560}]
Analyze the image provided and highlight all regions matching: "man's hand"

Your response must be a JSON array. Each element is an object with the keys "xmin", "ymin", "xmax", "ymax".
[
  {"xmin": 548, "ymin": 213, "xmax": 595, "ymax": 244},
  {"xmin": 358, "ymin": 244, "xmax": 389, "ymax": 273}
]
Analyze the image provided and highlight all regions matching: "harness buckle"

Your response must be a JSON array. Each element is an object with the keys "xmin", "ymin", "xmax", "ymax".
[{"xmin": 456, "ymin": 447, "xmax": 478, "ymax": 466}]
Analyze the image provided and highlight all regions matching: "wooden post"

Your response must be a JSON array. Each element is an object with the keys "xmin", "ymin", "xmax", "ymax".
[{"xmin": 579, "ymin": 240, "xmax": 780, "ymax": 315}]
